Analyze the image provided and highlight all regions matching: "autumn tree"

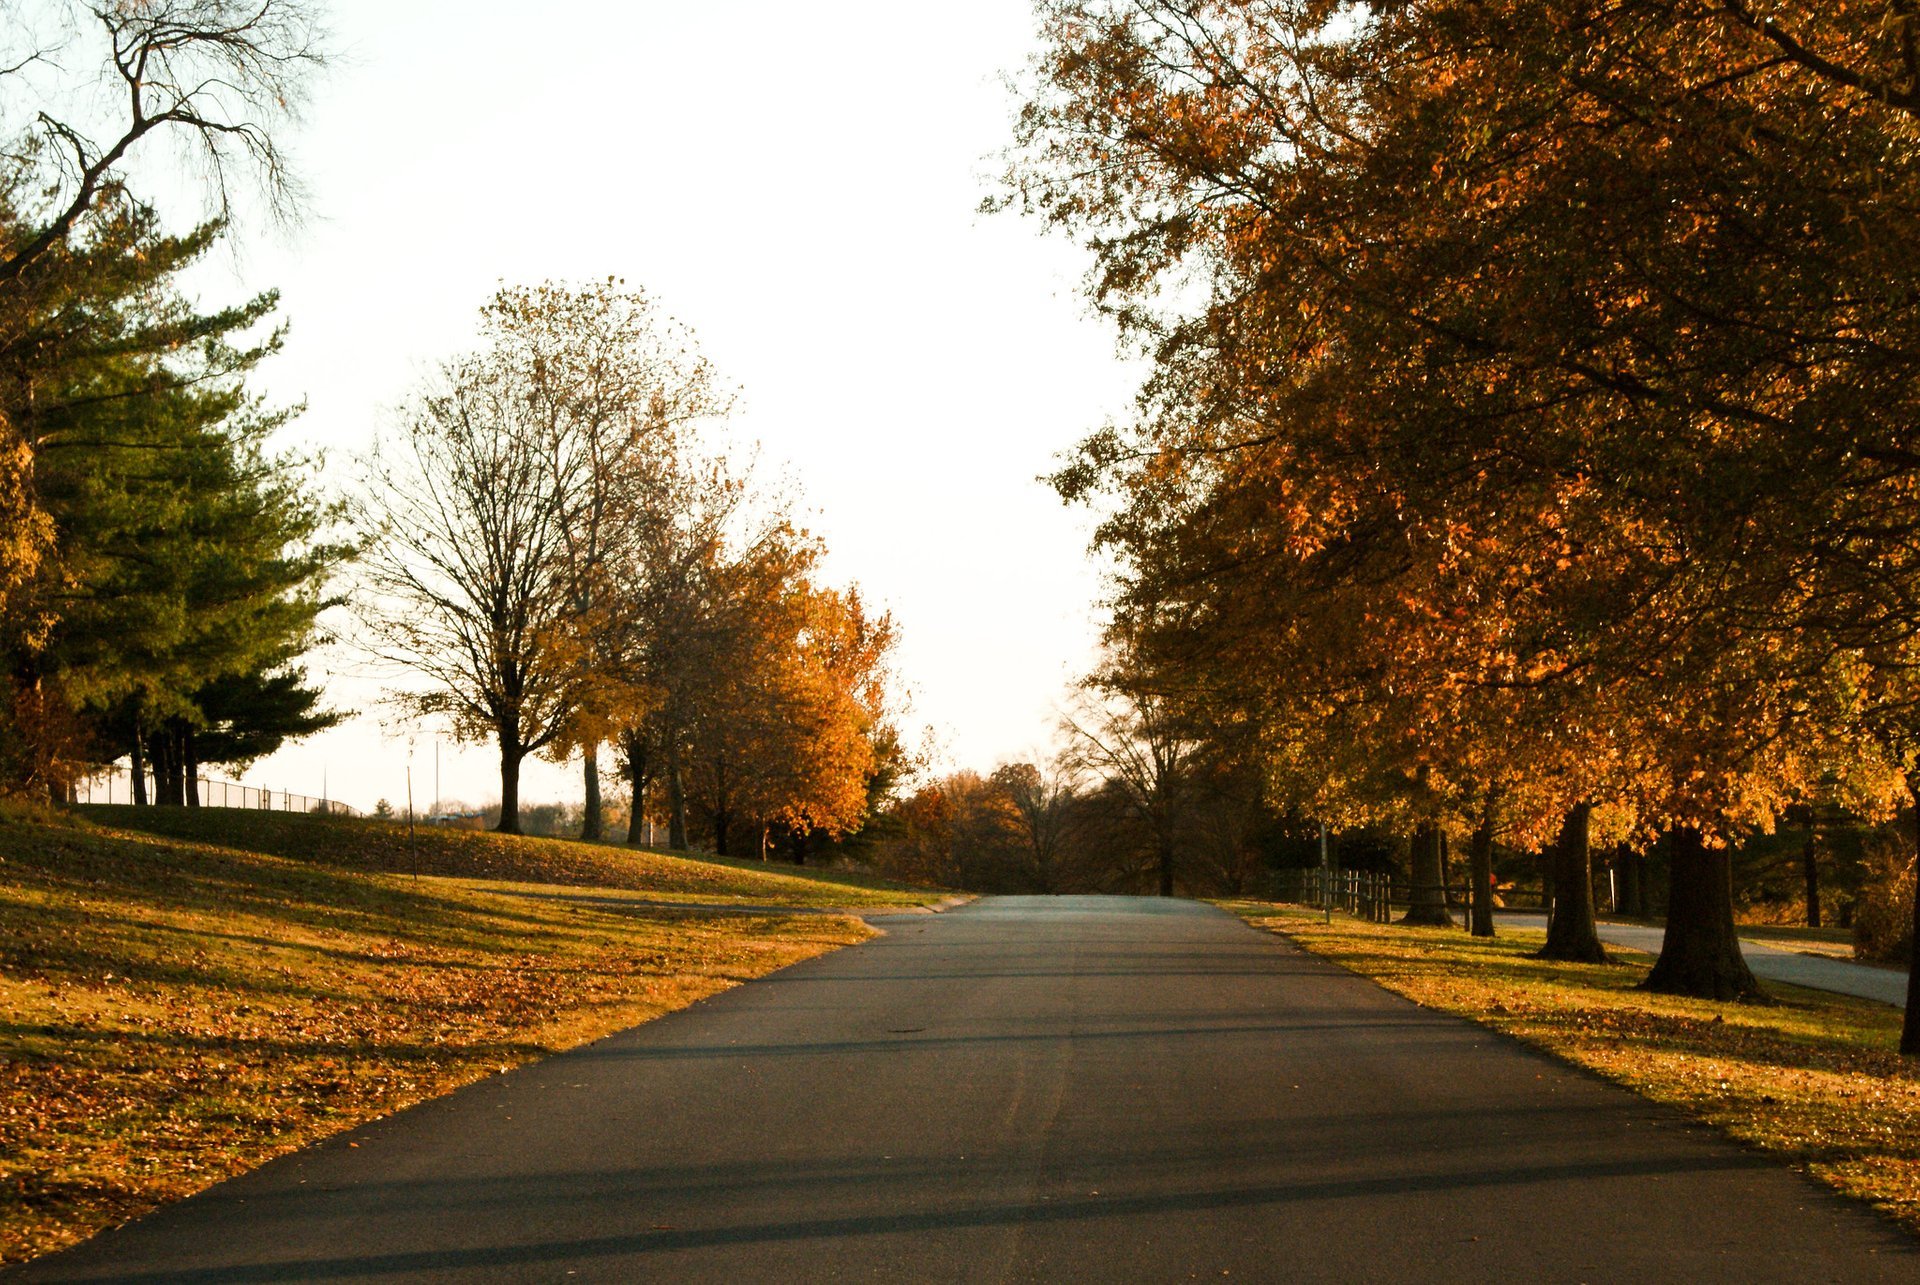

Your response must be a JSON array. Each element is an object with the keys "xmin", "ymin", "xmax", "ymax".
[
  {"xmin": 472, "ymin": 280, "xmax": 730, "ymax": 841},
  {"xmin": 1004, "ymin": 1, "xmax": 1920, "ymax": 1009}
]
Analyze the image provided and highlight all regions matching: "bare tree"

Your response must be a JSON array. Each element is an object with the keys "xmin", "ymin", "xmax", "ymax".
[
  {"xmin": 991, "ymin": 759, "xmax": 1080, "ymax": 893},
  {"xmin": 359, "ymin": 352, "xmax": 584, "ymax": 835},
  {"xmin": 1060, "ymin": 680, "xmax": 1197, "ymax": 897},
  {"xmin": 0, "ymin": 0, "xmax": 326, "ymax": 285}
]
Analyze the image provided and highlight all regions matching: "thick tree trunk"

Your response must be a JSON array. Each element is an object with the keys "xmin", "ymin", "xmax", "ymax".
[
  {"xmin": 1802, "ymin": 824, "xmax": 1822, "ymax": 929},
  {"xmin": 1643, "ymin": 826, "xmax": 1761, "ymax": 1000},
  {"xmin": 130, "ymin": 733, "xmax": 148, "ymax": 806},
  {"xmin": 714, "ymin": 809, "xmax": 731, "ymax": 857},
  {"xmin": 580, "ymin": 747, "xmax": 603, "ymax": 843},
  {"xmin": 1537, "ymin": 804, "xmax": 1607, "ymax": 962},
  {"xmin": 1469, "ymin": 818, "xmax": 1496, "ymax": 938},
  {"xmin": 792, "ymin": 829, "xmax": 809, "ymax": 866},
  {"xmin": 665, "ymin": 736, "xmax": 689, "ymax": 851},
  {"xmin": 1901, "ymin": 787, "xmax": 1920, "ymax": 1056},
  {"xmin": 496, "ymin": 734, "xmax": 523, "ymax": 834},
  {"xmin": 1400, "ymin": 822, "xmax": 1453, "ymax": 926}
]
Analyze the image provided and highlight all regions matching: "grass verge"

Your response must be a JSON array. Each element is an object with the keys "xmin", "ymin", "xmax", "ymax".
[
  {"xmin": 0, "ymin": 808, "xmax": 939, "ymax": 1264},
  {"xmin": 1220, "ymin": 900, "xmax": 1920, "ymax": 1238}
]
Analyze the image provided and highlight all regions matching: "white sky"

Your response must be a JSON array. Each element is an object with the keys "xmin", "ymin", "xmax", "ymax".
[{"xmin": 152, "ymin": 0, "xmax": 1139, "ymax": 812}]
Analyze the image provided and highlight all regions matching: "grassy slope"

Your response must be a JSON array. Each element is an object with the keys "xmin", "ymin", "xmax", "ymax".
[
  {"xmin": 79, "ymin": 804, "xmax": 943, "ymax": 908},
  {"xmin": 0, "ymin": 809, "xmax": 943, "ymax": 1264},
  {"xmin": 1224, "ymin": 902, "xmax": 1920, "ymax": 1239}
]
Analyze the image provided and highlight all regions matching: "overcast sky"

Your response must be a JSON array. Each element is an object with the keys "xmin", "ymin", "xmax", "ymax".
[{"xmin": 131, "ymin": 0, "xmax": 1140, "ymax": 813}]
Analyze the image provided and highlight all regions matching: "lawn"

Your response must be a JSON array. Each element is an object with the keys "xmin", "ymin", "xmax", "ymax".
[
  {"xmin": 79, "ymin": 804, "xmax": 944, "ymax": 908},
  {"xmin": 1222, "ymin": 901, "xmax": 1920, "ymax": 1238},
  {"xmin": 1, "ymin": 807, "xmax": 944, "ymax": 1264}
]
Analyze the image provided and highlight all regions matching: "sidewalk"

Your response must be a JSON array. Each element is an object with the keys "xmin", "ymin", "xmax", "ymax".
[{"xmin": 1497, "ymin": 912, "xmax": 1907, "ymax": 1008}]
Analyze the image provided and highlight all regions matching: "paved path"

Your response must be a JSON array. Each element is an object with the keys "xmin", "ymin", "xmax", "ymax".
[
  {"xmin": 1498, "ymin": 913, "xmax": 1909, "ymax": 1007},
  {"xmin": 24, "ymin": 897, "xmax": 1913, "ymax": 1282}
]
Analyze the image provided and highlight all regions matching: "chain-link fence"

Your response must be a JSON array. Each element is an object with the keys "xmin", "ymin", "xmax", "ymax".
[{"xmin": 76, "ymin": 762, "xmax": 360, "ymax": 816}]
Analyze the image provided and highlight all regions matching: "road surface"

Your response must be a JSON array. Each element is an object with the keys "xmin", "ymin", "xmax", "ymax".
[{"xmin": 23, "ymin": 896, "xmax": 1913, "ymax": 1282}]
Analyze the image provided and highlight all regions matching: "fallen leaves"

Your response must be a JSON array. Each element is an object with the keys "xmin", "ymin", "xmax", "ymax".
[
  {"xmin": 0, "ymin": 814, "xmax": 881, "ymax": 1265},
  {"xmin": 1229, "ymin": 902, "xmax": 1920, "ymax": 1237}
]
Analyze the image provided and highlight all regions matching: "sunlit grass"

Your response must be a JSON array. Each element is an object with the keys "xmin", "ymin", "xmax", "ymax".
[
  {"xmin": 1220, "ymin": 900, "xmax": 1920, "ymax": 1238},
  {"xmin": 80, "ymin": 804, "xmax": 944, "ymax": 908},
  {"xmin": 0, "ymin": 810, "xmax": 934, "ymax": 1264}
]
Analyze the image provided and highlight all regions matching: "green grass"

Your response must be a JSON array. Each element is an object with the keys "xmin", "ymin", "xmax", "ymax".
[
  {"xmin": 0, "ymin": 807, "xmax": 946, "ymax": 1265},
  {"xmin": 79, "ymin": 804, "xmax": 947, "ymax": 908},
  {"xmin": 1221, "ymin": 900, "xmax": 1920, "ymax": 1239},
  {"xmin": 1733, "ymin": 922, "xmax": 1891, "ymax": 964}
]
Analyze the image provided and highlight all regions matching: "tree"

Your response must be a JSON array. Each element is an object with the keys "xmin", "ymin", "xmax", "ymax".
[
  {"xmin": 1537, "ymin": 805, "xmax": 1609, "ymax": 964},
  {"xmin": 1004, "ymin": 0, "xmax": 1920, "ymax": 1004},
  {"xmin": 992, "ymin": 760, "xmax": 1080, "ymax": 893},
  {"xmin": 1061, "ymin": 672, "xmax": 1197, "ymax": 897},
  {"xmin": 470, "ymin": 280, "xmax": 731, "ymax": 842},
  {"xmin": 360, "ymin": 336, "xmax": 586, "ymax": 835},
  {"xmin": 0, "ymin": 185, "xmax": 338, "ymax": 800},
  {"xmin": 0, "ymin": 2, "xmax": 326, "ymax": 720},
  {"xmin": 0, "ymin": 0, "xmax": 326, "ymax": 288}
]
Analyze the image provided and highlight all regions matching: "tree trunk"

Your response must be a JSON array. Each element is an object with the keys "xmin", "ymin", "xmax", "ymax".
[
  {"xmin": 1901, "ymin": 784, "xmax": 1920, "ymax": 1056},
  {"xmin": 1157, "ymin": 833, "xmax": 1175, "ymax": 897},
  {"xmin": 665, "ymin": 735, "xmax": 689, "ymax": 851},
  {"xmin": 711, "ymin": 754, "xmax": 730, "ymax": 855},
  {"xmin": 496, "ymin": 733, "xmax": 523, "ymax": 834},
  {"xmin": 1619, "ymin": 846, "xmax": 1644, "ymax": 918},
  {"xmin": 580, "ymin": 747, "xmax": 603, "ymax": 843},
  {"xmin": 150, "ymin": 727, "xmax": 175, "ymax": 806},
  {"xmin": 130, "ymin": 733, "xmax": 148, "ymax": 806},
  {"xmin": 182, "ymin": 725, "xmax": 200, "ymax": 807},
  {"xmin": 1802, "ymin": 823, "xmax": 1822, "ymax": 929},
  {"xmin": 1469, "ymin": 817, "xmax": 1496, "ymax": 938},
  {"xmin": 792, "ymin": 829, "xmax": 809, "ymax": 866},
  {"xmin": 1643, "ymin": 826, "xmax": 1761, "ymax": 1000},
  {"xmin": 625, "ymin": 735, "xmax": 650, "ymax": 846},
  {"xmin": 1400, "ymin": 822, "xmax": 1453, "ymax": 926},
  {"xmin": 1537, "ymin": 804, "xmax": 1607, "ymax": 962}
]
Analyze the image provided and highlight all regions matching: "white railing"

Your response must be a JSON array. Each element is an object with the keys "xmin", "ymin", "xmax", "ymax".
[{"xmin": 76, "ymin": 762, "xmax": 360, "ymax": 816}]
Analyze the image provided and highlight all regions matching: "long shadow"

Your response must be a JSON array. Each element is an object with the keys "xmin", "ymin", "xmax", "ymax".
[
  {"xmin": 0, "ymin": 1019, "xmax": 552, "ymax": 1066},
  {"xmin": 175, "ymin": 1095, "xmax": 1696, "ymax": 1216},
  {"xmin": 567, "ymin": 1014, "xmax": 1499, "ymax": 1063},
  {"xmin": 41, "ymin": 1150, "xmax": 1875, "ymax": 1283}
]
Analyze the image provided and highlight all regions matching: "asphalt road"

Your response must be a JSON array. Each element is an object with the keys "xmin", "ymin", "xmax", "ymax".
[
  {"xmin": 1498, "ymin": 912, "xmax": 1909, "ymax": 1007},
  {"xmin": 23, "ymin": 896, "xmax": 1914, "ymax": 1283}
]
